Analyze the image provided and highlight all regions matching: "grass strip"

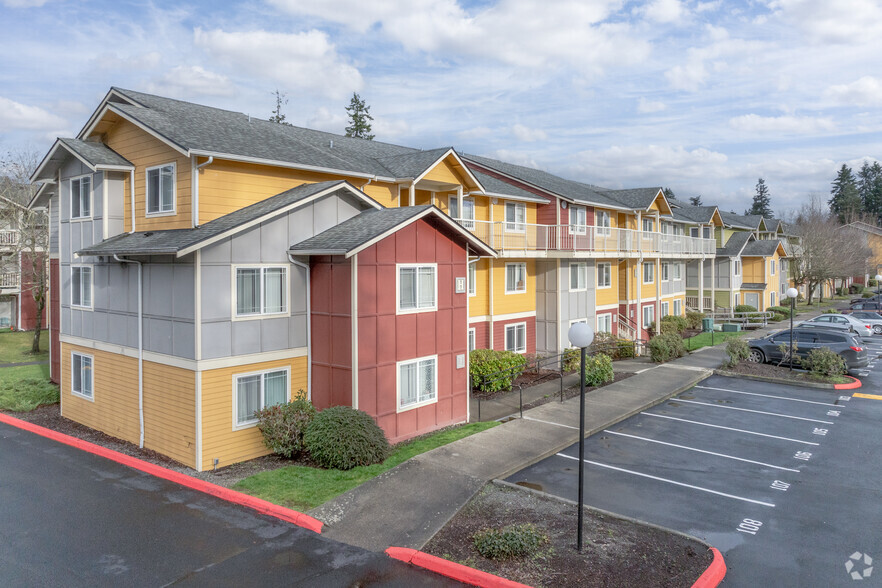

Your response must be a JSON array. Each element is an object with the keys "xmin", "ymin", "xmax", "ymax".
[
  {"xmin": 0, "ymin": 330, "xmax": 49, "ymax": 364},
  {"xmin": 0, "ymin": 364, "xmax": 58, "ymax": 412}
]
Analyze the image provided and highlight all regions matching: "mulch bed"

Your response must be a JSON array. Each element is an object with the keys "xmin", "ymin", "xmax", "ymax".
[
  {"xmin": 720, "ymin": 361, "xmax": 850, "ymax": 384},
  {"xmin": 423, "ymin": 482, "xmax": 713, "ymax": 588}
]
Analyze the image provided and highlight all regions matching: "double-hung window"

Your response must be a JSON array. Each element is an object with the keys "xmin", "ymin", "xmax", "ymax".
[
  {"xmin": 597, "ymin": 263, "xmax": 611, "ymax": 288},
  {"xmin": 642, "ymin": 218, "xmax": 654, "ymax": 233},
  {"xmin": 596, "ymin": 211, "xmax": 611, "ymax": 235},
  {"xmin": 467, "ymin": 262, "xmax": 476, "ymax": 296},
  {"xmin": 662, "ymin": 263, "xmax": 670, "ymax": 281},
  {"xmin": 673, "ymin": 263, "xmax": 682, "ymax": 281},
  {"xmin": 505, "ymin": 263, "xmax": 527, "ymax": 293},
  {"xmin": 71, "ymin": 352, "xmax": 93, "ymax": 400},
  {"xmin": 674, "ymin": 299, "xmax": 682, "ymax": 316},
  {"xmin": 234, "ymin": 369, "xmax": 288, "ymax": 428},
  {"xmin": 703, "ymin": 226, "xmax": 712, "ymax": 239},
  {"xmin": 505, "ymin": 202, "xmax": 526, "ymax": 233},
  {"xmin": 643, "ymin": 262, "xmax": 654, "ymax": 284},
  {"xmin": 505, "ymin": 322, "xmax": 526, "ymax": 353},
  {"xmin": 71, "ymin": 266, "xmax": 93, "ymax": 309},
  {"xmin": 146, "ymin": 163, "xmax": 175, "ymax": 215},
  {"xmin": 70, "ymin": 175, "xmax": 91, "ymax": 219},
  {"xmin": 569, "ymin": 205, "xmax": 587, "ymax": 235},
  {"xmin": 597, "ymin": 314, "xmax": 612, "ymax": 334},
  {"xmin": 398, "ymin": 264, "xmax": 436, "ymax": 312},
  {"xmin": 449, "ymin": 196, "xmax": 475, "ymax": 228},
  {"xmin": 398, "ymin": 356, "xmax": 437, "ymax": 411},
  {"xmin": 570, "ymin": 262, "xmax": 588, "ymax": 291},
  {"xmin": 643, "ymin": 305, "xmax": 655, "ymax": 329},
  {"xmin": 235, "ymin": 266, "xmax": 288, "ymax": 317},
  {"xmin": 661, "ymin": 301, "xmax": 670, "ymax": 316}
]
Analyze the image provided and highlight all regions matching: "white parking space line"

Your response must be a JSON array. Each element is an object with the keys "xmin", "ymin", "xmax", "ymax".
[
  {"xmin": 672, "ymin": 398, "xmax": 835, "ymax": 424},
  {"xmin": 602, "ymin": 430, "xmax": 801, "ymax": 472},
  {"xmin": 644, "ymin": 413, "xmax": 821, "ymax": 445},
  {"xmin": 555, "ymin": 453, "xmax": 776, "ymax": 507},
  {"xmin": 694, "ymin": 385, "xmax": 839, "ymax": 407}
]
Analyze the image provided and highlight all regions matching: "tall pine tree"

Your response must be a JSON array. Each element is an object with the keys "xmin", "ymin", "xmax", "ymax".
[
  {"xmin": 344, "ymin": 92, "xmax": 374, "ymax": 140},
  {"xmin": 746, "ymin": 178, "xmax": 773, "ymax": 218},
  {"xmin": 688, "ymin": 195, "xmax": 703, "ymax": 206},
  {"xmin": 829, "ymin": 164, "xmax": 861, "ymax": 223},
  {"xmin": 857, "ymin": 161, "xmax": 882, "ymax": 224}
]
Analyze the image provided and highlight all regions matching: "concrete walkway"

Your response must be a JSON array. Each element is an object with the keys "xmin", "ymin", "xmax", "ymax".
[{"xmin": 310, "ymin": 308, "xmax": 826, "ymax": 553}]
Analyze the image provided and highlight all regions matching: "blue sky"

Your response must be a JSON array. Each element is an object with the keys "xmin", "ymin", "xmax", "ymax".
[{"xmin": 2, "ymin": 0, "xmax": 881, "ymax": 215}]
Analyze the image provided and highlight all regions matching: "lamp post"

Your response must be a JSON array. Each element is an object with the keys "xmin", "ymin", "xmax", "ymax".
[
  {"xmin": 786, "ymin": 287, "xmax": 798, "ymax": 371},
  {"xmin": 567, "ymin": 322, "xmax": 595, "ymax": 552},
  {"xmin": 876, "ymin": 274, "xmax": 881, "ymax": 300}
]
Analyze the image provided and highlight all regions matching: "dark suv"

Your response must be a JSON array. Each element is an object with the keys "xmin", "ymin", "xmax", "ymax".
[{"xmin": 747, "ymin": 327, "xmax": 869, "ymax": 372}]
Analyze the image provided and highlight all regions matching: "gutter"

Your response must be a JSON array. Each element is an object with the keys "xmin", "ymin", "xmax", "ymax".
[
  {"xmin": 113, "ymin": 254, "xmax": 144, "ymax": 448},
  {"xmin": 287, "ymin": 254, "xmax": 312, "ymax": 401},
  {"xmin": 192, "ymin": 156, "xmax": 214, "ymax": 227}
]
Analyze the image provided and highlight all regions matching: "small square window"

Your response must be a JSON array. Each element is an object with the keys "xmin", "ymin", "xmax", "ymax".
[
  {"xmin": 398, "ymin": 356, "xmax": 437, "ymax": 411},
  {"xmin": 398, "ymin": 264, "xmax": 437, "ymax": 313},
  {"xmin": 234, "ymin": 369, "xmax": 289, "ymax": 428},
  {"xmin": 146, "ymin": 163, "xmax": 175, "ymax": 215},
  {"xmin": 505, "ymin": 263, "xmax": 527, "ymax": 294}
]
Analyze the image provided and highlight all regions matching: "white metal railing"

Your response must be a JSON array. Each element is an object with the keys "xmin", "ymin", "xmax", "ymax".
[
  {"xmin": 685, "ymin": 296, "xmax": 713, "ymax": 310},
  {"xmin": 456, "ymin": 219, "xmax": 715, "ymax": 257},
  {"xmin": 0, "ymin": 230, "xmax": 18, "ymax": 247},
  {"xmin": 0, "ymin": 272, "xmax": 20, "ymax": 288},
  {"xmin": 618, "ymin": 313, "xmax": 637, "ymax": 340}
]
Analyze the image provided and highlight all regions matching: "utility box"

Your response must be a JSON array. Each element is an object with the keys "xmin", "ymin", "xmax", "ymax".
[
  {"xmin": 722, "ymin": 323, "xmax": 742, "ymax": 332},
  {"xmin": 702, "ymin": 317, "xmax": 714, "ymax": 332}
]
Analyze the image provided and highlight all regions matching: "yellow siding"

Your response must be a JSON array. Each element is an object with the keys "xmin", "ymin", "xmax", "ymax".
[
  {"xmin": 103, "ymin": 119, "xmax": 192, "ymax": 231},
  {"xmin": 742, "ymin": 257, "xmax": 764, "ymax": 283},
  {"xmin": 490, "ymin": 200, "xmax": 537, "ymax": 226},
  {"xmin": 596, "ymin": 261, "xmax": 618, "ymax": 306},
  {"xmin": 470, "ymin": 259, "xmax": 490, "ymax": 317},
  {"xmin": 640, "ymin": 260, "xmax": 658, "ymax": 299},
  {"xmin": 660, "ymin": 294, "xmax": 686, "ymax": 316},
  {"xmin": 201, "ymin": 356, "xmax": 308, "ymax": 470},
  {"xmin": 60, "ymin": 342, "xmax": 196, "ymax": 468},
  {"xmin": 492, "ymin": 259, "xmax": 535, "ymax": 315},
  {"xmin": 474, "ymin": 197, "xmax": 491, "ymax": 222},
  {"xmin": 422, "ymin": 157, "xmax": 469, "ymax": 186},
  {"xmin": 363, "ymin": 183, "xmax": 398, "ymax": 208}
]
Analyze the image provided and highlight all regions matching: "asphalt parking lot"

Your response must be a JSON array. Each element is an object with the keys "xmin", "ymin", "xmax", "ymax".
[{"xmin": 508, "ymin": 336, "xmax": 882, "ymax": 587}]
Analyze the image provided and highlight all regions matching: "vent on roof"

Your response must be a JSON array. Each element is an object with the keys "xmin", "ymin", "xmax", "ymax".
[{"xmin": 329, "ymin": 140, "xmax": 334, "ymax": 149}]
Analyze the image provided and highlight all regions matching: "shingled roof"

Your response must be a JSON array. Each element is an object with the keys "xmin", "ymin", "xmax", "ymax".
[
  {"xmin": 717, "ymin": 231, "xmax": 752, "ymax": 257},
  {"xmin": 743, "ymin": 239, "xmax": 786, "ymax": 257}
]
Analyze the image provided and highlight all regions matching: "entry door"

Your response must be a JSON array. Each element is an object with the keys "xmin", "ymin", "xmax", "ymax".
[{"xmin": 745, "ymin": 292, "xmax": 760, "ymax": 309}]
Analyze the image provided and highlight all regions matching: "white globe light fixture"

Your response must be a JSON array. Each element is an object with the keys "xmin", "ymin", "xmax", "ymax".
[
  {"xmin": 567, "ymin": 321, "xmax": 594, "ymax": 553},
  {"xmin": 785, "ymin": 288, "xmax": 799, "ymax": 371},
  {"xmin": 786, "ymin": 287, "xmax": 798, "ymax": 300}
]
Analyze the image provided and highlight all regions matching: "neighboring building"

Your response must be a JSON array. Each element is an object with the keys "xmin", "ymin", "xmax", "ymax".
[
  {"xmin": 0, "ymin": 194, "xmax": 47, "ymax": 331},
  {"xmin": 842, "ymin": 221, "xmax": 882, "ymax": 282}
]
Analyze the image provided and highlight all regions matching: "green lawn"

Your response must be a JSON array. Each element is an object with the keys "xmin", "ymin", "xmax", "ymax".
[
  {"xmin": 0, "ymin": 363, "xmax": 58, "ymax": 412},
  {"xmin": 0, "ymin": 330, "xmax": 49, "ymax": 364},
  {"xmin": 683, "ymin": 330, "xmax": 745, "ymax": 351},
  {"xmin": 233, "ymin": 421, "xmax": 499, "ymax": 511}
]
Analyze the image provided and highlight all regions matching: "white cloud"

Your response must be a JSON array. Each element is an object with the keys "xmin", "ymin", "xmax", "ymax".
[
  {"xmin": 373, "ymin": 117, "xmax": 410, "ymax": 139},
  {"xmin": 573, "ymin": 144, "xmax": 729, "ymax": 184},
  {"xmin": 825, "ymin": 76, "xmax": 882, "ymax": 107},
  {"xmin": 643, "ymin": 0, "xmax": 686, "ymax": 23},
  {"xmin": 0, "ymin": 97, "xmax": 67, "ymax": 131},
  {"xmin": 486, "ymin": 149, "xmax": 540, "ymax": 169},
  {"xmin": 92, "ymin": 52, "xmax": 162, "ymax": 71},
  {"xmin": 637, "ymin": 97, "xmax": 666, "ymax": 113},
  {"xmin": 193, "ymin": 28, "xmax": 362, "ymax": 98},
  {"xmin": 511, "ymin": 124, "xmax": 547, "ymax": 142},
  {"xmin": 306, "ymin": 107, "xmax": 346, "ymax": 133},
  {"xmin": 457, "ymin": 126, "xmax": 493, "ymax": 141},
  {"xmin": 729, "ymin": 114, "xmax": 835, "ymax": 134},
  {"xmin": 147, "ymin": 65, "xmax": 236, "ymax": 98},
  {"xmin": 769, "ymin": 0, "xmax": 882, "ymax": 44},
  {"xmin": 665, "ymin": 61, "xmax": 707, "ymax": 91}
]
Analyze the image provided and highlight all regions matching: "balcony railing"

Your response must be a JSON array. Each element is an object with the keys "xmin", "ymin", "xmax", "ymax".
[
  {"xmin": 456, "ymin": 219, "xmax": 716, "ymax": 257},
  {"xmin": 0, "ymin": 272, "xmax": 20, "ymax": 289},
  {"xmin": 0, "ymin": 230, "xmax": 18, "ymax": 247}
]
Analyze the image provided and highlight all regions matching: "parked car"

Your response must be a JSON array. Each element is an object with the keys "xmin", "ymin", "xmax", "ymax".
[
  {"xmin": 845, "ymin": 311, "xmax": 882, "ymax": 334},
  {"xmin": 847, "ymin": 301, "xmax": 882, "ymax": 312},
  {"xmin": 850, "ymin": 293, "xmax": 881, "ymax": 304},
  {"xmin": 798, "ymin": 314, "xmax": 873, "ymax": 337},
  {"xmin": 747, "ymin": 328, "xmax": 869, "ymax": 371}
]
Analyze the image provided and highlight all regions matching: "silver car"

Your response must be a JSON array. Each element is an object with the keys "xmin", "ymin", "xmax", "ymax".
[
  {"xmin": 849, "ymin": 311, "xmax": 882, "ymax": 335},
  {"xmin": 799, "ymin": 313, "xmax": 873, "ymax": 337}
]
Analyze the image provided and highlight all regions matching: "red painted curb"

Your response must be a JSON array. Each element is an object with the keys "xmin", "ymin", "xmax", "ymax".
[
  {"xmin": 692, "ymin": 547, "xmax": 726, "ymax": 588},
  {"xmin": 386, "ymin": 547, "xmax": 532, "ymax": 588},
  {"xmin": 0, "ymin": 412, "xmax": 323, "ymax": 534},
  {"xmin": 834, "ymin": 376, "xmax": 862, "ymax": 390}
]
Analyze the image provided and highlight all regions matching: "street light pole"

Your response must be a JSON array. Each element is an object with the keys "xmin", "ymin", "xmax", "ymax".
[
  {"xmin": 568, "ymin": 322, "xmax": 594, "ymax": 553},
  {"xmin": 786, "ymin": 287, "xmax": 798, "ymax": 371},
  {"xmin": 876, "ymin": 274, "xmax": 881, "ymax": 300}
]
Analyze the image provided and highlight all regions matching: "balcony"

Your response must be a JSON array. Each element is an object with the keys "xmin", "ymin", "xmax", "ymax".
[
  {"xmin": 456, "ymin": 219, "xmax": 716, "ymax": 258},
  {"xmin": 0, "ymin": 230, "xmax": 18, "ymax": 248},
  {"xmin": 0, "ymin": 272, "xmax": 20, "ymax": 289}
]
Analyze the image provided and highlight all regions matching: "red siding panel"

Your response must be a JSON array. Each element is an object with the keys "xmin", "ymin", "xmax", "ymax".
[
  {"xmin": 309, "ymin": 256, "xmax": 353, "ymax": 410},
  {"xmin": 491, "ymin": 316, "xmax": 536, "ymax": 355}
]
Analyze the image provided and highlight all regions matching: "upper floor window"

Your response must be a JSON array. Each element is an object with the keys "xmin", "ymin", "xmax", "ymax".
[
  {"xmin": 734, "ymin": 260, "xmax": 742, "ymax": 276},
  {"xmin": 662, "ymin": 263, "xmax": 670, "ymax": 281},
  {"xmin": 449, "ymin": 196, "xmax": 475, "ymax": 229},
  {"xmin": 146, "ymin": 163, "xmax": 175, "ymax": 215},
  {"xmin": 505, "ymin": 263, "xmax": 527, "ymax": 294},
  {"xmin": 569, "ymin": 205, "xmax": 587, "ymax": 235},
  {"xmin": 770, "ymin": 259, "xmax": 776, "ymax": 275},
  {"xmin": 505, "ymin": 202, "xmax": 526, "ymax": 233},
  {"xmin": 690, "ymin": 227, "xmax": 699, "ymax": 238},
  {"xmin": 570, "ymin": 262, "xmax": 588, "ymax": 291},
  {"xmin": 468, "ymin": 262, "xmax": 476, "ymax": 296},
  {"xmin": 643, "ymin": 262, "xmax": 654, "ymax": 284},
  {"xmin": 596, "ymin": 211, "xmax": 611, "ymax": 235},
  {"xmin": 70, "ymin": 175, "xmax": 92, "ymax": 220},
  {"xmin": 702, "ymin": 226, "xmax": 712, "ymax": 239},
  {"xmin": 71, "ymin": 266, "xmax": 93, "ymax": 309},
  {"xmin": 673, "ymin": 263, "xmax": 682, "ymax": 280},
  {"xmin": 398, "ymin": 264, "xmax": 436, "ymax": 313},
  {"xmin": 235, "ymin": 266, "xmax": 288, "ymax": 317},
  {"xmin": 642, "ymin": 218, "xmax": 654, "ymax": 233}
]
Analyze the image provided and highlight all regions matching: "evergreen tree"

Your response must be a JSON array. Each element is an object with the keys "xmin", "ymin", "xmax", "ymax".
[
  {"xmin": 269, "ymin": 89, "xmax": 291, "ymax": 126},
  {"xmin": 746, "ymin": 178, "xmax": 774, "ymax": 217},
  {"xmin": 857, "ymin": 161, "xmax": 882, "ymax": 224},
  {"xmin": 829, "ymin": 164, "xmax": 862, "ymax": 223},
  {"xmin": 344, "ymin": 92, "xmax": 374, "ymax": 140},
  {"xmin": 688, "ymin": 195, "xmax": 703, "ymax": 206},
  {"xmin": 663, "ymin": 187, "xmax": 675, "ymax": 199}
]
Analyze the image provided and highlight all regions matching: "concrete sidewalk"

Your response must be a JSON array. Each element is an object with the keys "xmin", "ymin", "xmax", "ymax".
[{"xmin": 309, "ymin": 308, "xmax": 826, "ymax": 553}]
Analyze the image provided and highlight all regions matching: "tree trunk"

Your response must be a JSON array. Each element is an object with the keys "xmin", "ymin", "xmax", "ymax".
[{"xmin": 31, "ymin": 297, "xmax": 44, "ymax": 354}]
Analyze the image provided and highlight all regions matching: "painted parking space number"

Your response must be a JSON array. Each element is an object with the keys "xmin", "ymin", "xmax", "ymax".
[
  {"xmin": 813, "ymin": 428, "xmax": 828, "ymax": 436},
  {"xmin": 794, "ymin": 451, "xmax": 812, "ymax": 461},
  {"xmin": 827, "ymin": 410, "xmax": 841, "ymax": 417},
  {"xmin": 771, "ymin": 480, "xmax": 790, "ymax": 491},
  {"xmin": 737, "ymin": 519, "xmax": 763, "ymax": 535},
  {"xmin": 839, "ymin": 396, "xmax": 851, "ymax": 401}
]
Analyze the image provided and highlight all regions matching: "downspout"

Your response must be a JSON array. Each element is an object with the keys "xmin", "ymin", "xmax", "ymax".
[
  {"xmin": 129, "ymin": 169, "xmax": 136, "ymax": 233},
  {"xmin": 193, "ymin": 156, "xmax": 214, "ymax": 227},
  {"xmin": 114, "ymin": 254, "xmax": 144, "ymax": 448},
  {"xmin": 287, "ymin": 253, "xmax": 312, "ymax": 400}
]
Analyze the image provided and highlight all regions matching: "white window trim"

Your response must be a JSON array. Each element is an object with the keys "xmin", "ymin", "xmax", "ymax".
[
  {"xmin": 468, "ymin": 262, "xmax": 477, "ymax": 297},
  {"xmin": 570, "ymin": 262, "xmax": 588, "ymax": 292},
  {"xmin": 504, "ymin": 322, "xmax": 527, "ymax": 354},
  {"xmin": 396, "ymin": 263, "xmax": 438, "ymax": 314},
  {"xmin": 643, "ymin": 305, "xmax": 655, "ymax": 328},
  {"xmin": 643, "ymin": 262, "xmax": 654, "ymax": 284},
  {"xmin": 673, "ymin": 263, "xmax": 682, "ymax": 281},
  {"xmin": 70, "ymin": 265, "xmax": 93, "ymax": 310},
  {"xmin": 770, "ymin": 259, "xmax": 776, "ymax": 275},
  {"xmin": 642, "ymin": 218, "xmax": 654, "ymax": 233},
  {"xmin": 569, "ymin": 205, "xmax": 587, "ymax": 235},
  {"xmin": 597, "ymin": 262, "xmax": 612, "ymax": 289},
  {"xmin": 71, "ymin": 351, "xmax": 94, "ymax": 401},
  {"xmin": 232, "ymin": 366, "xmax": 291, "ymax": 430},
  {"xmin": 231, "ymin": 264, "xmax": 290, "ymax": 320},
  {"xmin": 734, "ymin": 260, "xmax": 742, "ymax": 276},
  {"xmin": 70, "ymin": 174, "xmax": 92, "ymax": 221},
  {"xmin": 145, "ymin": 162, "xmax": 177, "ymax": 217},
  {"xmin": 596, "ymin": 211, "xmax": 611, "ymax": 236},
  {"xmin": 674, "ymin": 299, "xmax": 682, "ymax": 316},
  {"xmin": 505, "ymin": 262, "xmax": 528, "ymax": 294},
  {"xmin": 504, "ymin": 202, "xmax": 526, "ymax": 233},
  {"xmin": 468, "ymin": 328, "xmax": 476, "ymax": 352},
  {"xmin": 662, "ymin": 262, "xmax": 670, "ymax": 282},
  {"xmin": 661, "ymin": 301, "xmax": 669, "ymax": 316},
  {"xmin": 596, "ymin": 313, "xmax": 612, "ymax": 334},
  {"xmin": 396, "ymin": 354, "xmax": 439, "ymax": 412}
]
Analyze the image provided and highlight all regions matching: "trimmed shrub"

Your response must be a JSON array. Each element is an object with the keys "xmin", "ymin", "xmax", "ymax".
[
  {"xmin": 255, "ymin": 396, "xmax": 316, "ymax": 458},
  {"xmin": 615, "ymin": 338, "xmax": 636, "ymax": 359},
  {"xmin": 660, "ymin": 315, "xmax": 688, "ymax": 335},
  {"xmin": 649, "ymin": 332, "xmax": 687, "ymax": 363},
  {"xmin": 801, "ymin": 348, "xmax": 847, "ymax": 378},
  {"xmin": 473, "ymin": 523, "xmax": 548, "ymax": 560},
  {"xmin": 725, "ymin": 338, "xmax": 749, "ymax": 364},
  {"xmin": 685, "ymin": 311, "xmax": 705, "ymax": 330},
  {"xmin": 303, "ymin": 406, "xmax": 390, "ymax": 470},
  {"xmin": 768, "ymin": 305, "xmax": 792, "ymax": 316},
  {"xmin": 581, "ymin": 353, "xmax": 614, "ymax": 387},
  {"xmin": 771, "ymin": 313, "xmax": 787, "ymax": 322},
  {"xmin": 869, "ymin": 279, "xmax": 878, "ymax": 288},
  {"xmin": 562, "ymin": 347, "xmax": 580, "ymax": 372},
  {"xmin": 863, "ymin": 291, "xmax": 876, "ymax": 298},
  {"xmin": 586, "ymin": 332, "xmax": 636, "ymax": 360},
  {"xmin": 470, "ymin": 349, "xmax": 528, "ymax": 394},
  {"xmin": 823, "ymin": 308, "xmax": 840, "ymax": 314},
  {"xmin": 735, "ymin": 304, "xmax": 757, "ymax": 313}
]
